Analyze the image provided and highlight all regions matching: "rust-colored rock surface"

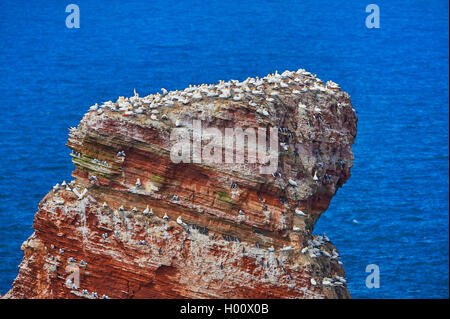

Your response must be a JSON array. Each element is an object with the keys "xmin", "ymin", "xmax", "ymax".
[{"xmin": 4, "ymin": 69, "xmax": 357, "ymax": 299}]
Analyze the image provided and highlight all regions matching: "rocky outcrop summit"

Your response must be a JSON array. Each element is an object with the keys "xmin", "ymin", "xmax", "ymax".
[{"xmin": 5, "ymin": 69, "xmax": 357, "ymax": 299}]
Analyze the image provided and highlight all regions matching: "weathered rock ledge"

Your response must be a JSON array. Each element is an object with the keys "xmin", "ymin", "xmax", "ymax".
[{"xmin": 4, "ymin": 69, "xmax": 357, "ymax": 299}]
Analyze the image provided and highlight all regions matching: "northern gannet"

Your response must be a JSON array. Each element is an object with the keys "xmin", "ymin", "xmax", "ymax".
[
  {"xmin": 176, "ymin": 216, "xmax": 187, "ymax": 227},
  {"xmin": 256, "ymin": 108, "xmax": 269, "ymax": 116},
  {"xmin": 288, "ymin": 179, "xmax": 298, "ymax": 186},
  {"xmin": 163, "ymin": 213, "xmax": 169, "ymax": 220},
  {"xmin": 72, "ymin": 188, "xmax": 87, "ymax": 200},
  {"xmin": 313, "ymin": 171, "xmax": 319, "ymax": 181},
  {"xmin": 322, "ymin": 278, "xmax": 333, "ymax": 286},
  {"xmin": 136, "ymin": 178, "xmax": 142, "ymax": 188},
  {"xmin": 295, "ymin": 209, "xmax": 306, "ymax": 216},
  {"xmin": 102, "ymin": 202, "xmax": 108, "ymax": 208},
  {"xmin": 311, "ymin": 278, "xmax": 317, "ymax": 286},
  {"xmin": 89, "ymin": 103, "xmax": 98, "ymax": 111},
  {"xmin": 292, "ymin": 226, "xmax": 301, "ymax": 232}
]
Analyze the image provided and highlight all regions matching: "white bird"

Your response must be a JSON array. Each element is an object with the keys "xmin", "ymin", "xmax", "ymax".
[
  {"xmin": 163, "ymin": 213, "xmax": 169, "ymax": 220},
  {"xmin": 192, "ymin": 92, "xmax": 202, "ymax": 100},
  {"xmin": 161, "ymin": 88, "xmax": 168, "ymax": 95},
  {"xmin": 295, "ymin": 209, "xmax": 306, "ymax": 216},
  {"xmin": 102, "ymin": 202, "xmax": 108, "ymax": 208},
  {"xmin": 136, "ymin": 178, "xmax": 142, "ymax": 187},
  {"xmin": 175, "ymin": 118, "xmax": 181, "ymax": 127},
  {"xmin": 288, "ymin": 179, "xmax": 298, "ymax": 186},
  {"xmin": 311, "ymin": 278, "xmax": 317, "ymax": 286},
  {"xmin": 292, "ymin": 226, "xmax": 301, "ymax": 232},
  {"xmin": 72, "ymin": 188, "xmax": 87, "ymax": 200},
  {"xmin": 176, "ymin": 216, "xmax": 187, "ymax": 227},
  {"xmin": 313, "ymin": 171, "xmax": 319, "ymax": 181},
  {"xmin": 268, "ymin": 246, "xmax": 275, "ymax": 252},
  {"xmin": 53, "ymin": 183, "xmax": 60, "ymax": 191},
  {"xmin": 89, "ymin": 103, "xmax": 98, "ymax": 111},
  {"xmin": 143, "ymin": 205, "xmax": 150, "ymax": 215},
  {"xmin": 322, "ymin": 278, "xmax": 333, "ymax": 286}
]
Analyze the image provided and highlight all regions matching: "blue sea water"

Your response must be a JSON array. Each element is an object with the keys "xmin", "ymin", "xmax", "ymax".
[{"xmin": 0, "ymin": 0, "xmax": 448, "ymax": 298}]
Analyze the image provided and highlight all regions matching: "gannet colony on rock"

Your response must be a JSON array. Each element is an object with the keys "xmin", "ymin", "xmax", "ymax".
[{"xmin": 4, "ymin": 69, "xmax": 357, "ymax": 299}]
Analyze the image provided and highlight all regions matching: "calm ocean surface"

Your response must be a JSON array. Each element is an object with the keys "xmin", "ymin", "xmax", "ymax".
[{"xmin": 0, "ymin": 0, "xmax": 448, "ymax": 298}]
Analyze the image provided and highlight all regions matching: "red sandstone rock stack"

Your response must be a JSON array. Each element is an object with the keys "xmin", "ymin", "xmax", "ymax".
[{"xmin": 4, "ymin": 70, "xmax": 357, "ymax": 299}]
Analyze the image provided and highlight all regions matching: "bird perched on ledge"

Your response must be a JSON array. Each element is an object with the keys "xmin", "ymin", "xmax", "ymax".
[{"xmin": 177, "ymin": 216, "xmax": 187, "ymax": 227}]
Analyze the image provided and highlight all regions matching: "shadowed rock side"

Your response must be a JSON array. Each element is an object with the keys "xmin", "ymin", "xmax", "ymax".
[{"xmin": 5, "ymin": 69, "xmax": 357, "ymax": 299}]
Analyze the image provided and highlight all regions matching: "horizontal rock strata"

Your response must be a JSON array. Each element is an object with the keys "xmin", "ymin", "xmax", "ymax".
[{"xmin": 5, "ymin": 69, "xmax": 357, "ymax": 299}]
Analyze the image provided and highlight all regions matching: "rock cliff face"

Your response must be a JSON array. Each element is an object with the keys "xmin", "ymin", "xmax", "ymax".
[{"xmin": 5, "ymin": 69, "xmax": 357, "ymax": 299}]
